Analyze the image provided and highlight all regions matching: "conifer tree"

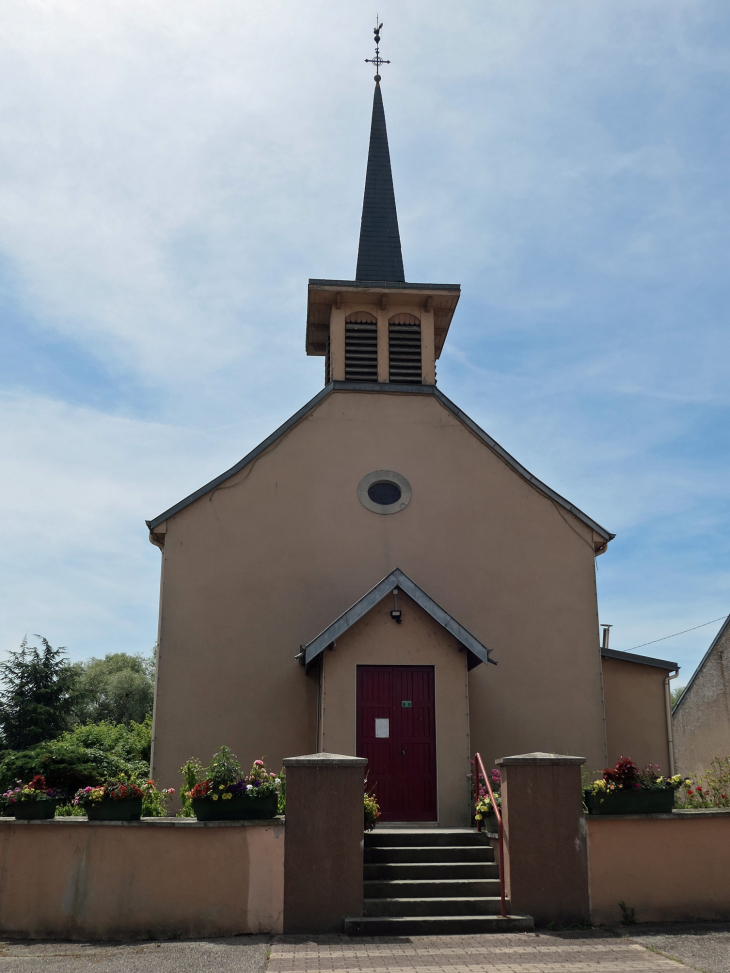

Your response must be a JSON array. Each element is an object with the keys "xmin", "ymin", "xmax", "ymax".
[{"xmin": 0, "ymin": 636, "xmax": 79, "ymax": 750}]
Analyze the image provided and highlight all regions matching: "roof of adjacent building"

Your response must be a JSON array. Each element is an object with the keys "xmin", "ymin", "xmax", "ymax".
[
  {"xmin": 601, "ymin": 647, "xmax": 679, "ymax": 671},
  {"xmin": 355, "ymin": 83, "xmax": 404, "ymax": 283},
  {"xmin": 146, "ymin": 381, "xmax": 615, "ymax": 549},
  {"xmin": 299, "ymin": 568, "xmax": 495, "ymax": 671}
]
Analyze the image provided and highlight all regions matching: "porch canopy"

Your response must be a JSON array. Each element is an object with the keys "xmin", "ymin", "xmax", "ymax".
[{"xmin": 299, "ymin": 568, "xmax": 496, "ymax": 672}]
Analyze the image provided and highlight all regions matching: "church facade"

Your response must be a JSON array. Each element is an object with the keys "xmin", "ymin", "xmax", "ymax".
[{"xmin": 147, "ymin": 79, "xmax": 677, "ymax": 824}]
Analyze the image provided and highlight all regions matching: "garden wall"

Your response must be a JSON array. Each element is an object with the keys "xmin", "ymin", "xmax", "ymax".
[
  {"xmin": 587, "ymin": 810, "xmax": 730, "ymax": 924},
  {"xmin": 0, "ymin": 817, "xmax": 284, "ymax": 939}
]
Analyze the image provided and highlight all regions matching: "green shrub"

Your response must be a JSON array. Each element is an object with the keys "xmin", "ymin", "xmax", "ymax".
[
  {"xmin": 0, "ymin": 717, "xmax": 152, "ymax": 800},
  {"xmin": 55, "ymin": 802, "xmax": 85, "ymax": 817}
]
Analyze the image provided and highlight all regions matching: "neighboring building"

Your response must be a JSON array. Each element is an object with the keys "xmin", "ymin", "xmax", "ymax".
[
  {"xmin": 673, "ymin": 615, "xmax": 730, "ymax": 778},
  {"xmin": 146, "ymin": 76, "xmax": 677, "ymax": 824},
  {"xmin": 600, "ymin": 647, "xmax": 678, "ymax": 773}
]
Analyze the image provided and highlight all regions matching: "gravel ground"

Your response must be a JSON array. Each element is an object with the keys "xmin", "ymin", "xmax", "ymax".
[
  {"xmin": 618, "ymin": 923, "xmax": 730, "ymax": 973},
  {"xmin": 0, "ymin": 936, "xmax": 270, "ymax": 973}
]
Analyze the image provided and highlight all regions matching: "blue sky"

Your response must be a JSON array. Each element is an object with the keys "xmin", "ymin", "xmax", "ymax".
[{"xmin": 1, "ymin": 1, "xmax": 728, "ymax": 687}]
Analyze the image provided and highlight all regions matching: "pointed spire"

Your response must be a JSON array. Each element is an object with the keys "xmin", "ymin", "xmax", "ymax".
[{"xmin": 355, "ymin": 83, "xmax": 405, "ymax": 282}]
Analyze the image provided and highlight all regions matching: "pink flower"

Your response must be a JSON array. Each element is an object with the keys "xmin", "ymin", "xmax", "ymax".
[{"xmin": 254, "ymin": 760, "xmax": 264, "ymax": 768}]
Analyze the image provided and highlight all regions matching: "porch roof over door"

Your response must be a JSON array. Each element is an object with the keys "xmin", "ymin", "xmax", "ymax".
[{"xmin": 298, "ymin": 568, "xmax": 496, "ymax": 672}]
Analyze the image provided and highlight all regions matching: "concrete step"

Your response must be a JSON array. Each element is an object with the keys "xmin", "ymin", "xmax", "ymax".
[
  {"xmin": 364, "ymin": 896, "xmax": 507, "ymax": 917},
  {"xmin": 344, "ymin": 915, "xmax": 535, "ymax": 936},
  {"xmin": 364, "ymin": 877, "xmax": 501, "ymax": 898},
  {"xmin": 364, "ymin": 861, "xmax": 495, "ymax": 881},
  {"xmin": 365, "ymin": 829, "xmax": 487, "ymax": 848},
  {"xmin": 365, "ymin": 845, "xmax": 494, "ymax": 864}
]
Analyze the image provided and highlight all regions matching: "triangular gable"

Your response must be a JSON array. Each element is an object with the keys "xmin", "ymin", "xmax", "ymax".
[
  {"xmin": 299, "ymin": 568, "xmax": 496, "ymax": 672},
  {"xmin": 147, "ymin": 382, "xmax": 615, "ymax": 551},
  {"xmin": 673, "ymin": 612, "xmax": 730, "ymax": 713}
]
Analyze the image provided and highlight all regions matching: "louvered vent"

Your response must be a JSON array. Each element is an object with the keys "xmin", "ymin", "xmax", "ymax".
[
  {"xmin": 389, "ymin": 314, "xmax": 422, "ymax": 384},
  {"xmin": 345, "ymin": 312, "xmax": 378, "ymax": 382}
]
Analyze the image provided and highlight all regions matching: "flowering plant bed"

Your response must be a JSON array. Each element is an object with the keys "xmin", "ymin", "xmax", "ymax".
[
  {"xmin": 676, "ymin": 757, "xmax": 730, "ymax": 809},
  {"xmin": 3, "ymin": 776, "xmax": 64, "ymax": 819},
  {"xmin": 364, "ymin": 779, "xmax": 381, "ymax": 831},
  {"xmin": 585, "ymin": 758, "xmax": 684, "ymax": 814},
  {"xmin": 183, "ymin": 747, "xmax": 282, "ymax": 821},
  {"xmin": 73, "ymin": 778, "xmax": 174, "ymax": 820},
  {"xmin": 470, "ymin": 763, "xmax": 501, "ymax": 826}
]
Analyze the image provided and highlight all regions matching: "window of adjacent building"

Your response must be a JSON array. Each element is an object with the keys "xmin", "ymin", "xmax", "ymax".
[
  {"xmin": 389, "ymin": 314, "xmax": 422, "ymax": 384},
  {"xmin": 345, "ymin": 312, "xmax": 378, "ymax": 382}
]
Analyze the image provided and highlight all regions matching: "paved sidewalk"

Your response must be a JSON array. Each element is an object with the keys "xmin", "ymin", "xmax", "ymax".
[{"xmin": 268, "ymin": 932, "xmax": 685, "ymax": 973}]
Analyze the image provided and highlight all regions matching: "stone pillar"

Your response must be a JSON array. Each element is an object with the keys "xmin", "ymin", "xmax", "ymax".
[
  {"xmin": 283, "ymin": 752, "xmax": 368, "ymax": 933},
  {"xmin": 497, "ymin": 752, "xmax": 589, "ymax": 926}
]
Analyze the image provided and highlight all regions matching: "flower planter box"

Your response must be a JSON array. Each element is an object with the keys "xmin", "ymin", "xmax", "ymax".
[
  {"xmin": 193, "ymin": 793, "xmax": 278, "ymax": 821},
  {"xmin": 12, "ymin": 800, "xmax": 57, "ymax": 820},
  {"xmin": 481, "ymin": 811, "xmax": 498, "ymax": 833},
  {"xmin": 584, "ymin": 789, "xmax": 675, "ymax": 815},
  {"xmin": 87, "ymin": 797, "xmax": 143, "ymax": 821}
]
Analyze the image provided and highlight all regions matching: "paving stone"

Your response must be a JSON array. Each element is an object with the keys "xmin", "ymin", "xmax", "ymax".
[{"xmin": 268, "ymin": 933, "xmax": 687, "ymax": 973}]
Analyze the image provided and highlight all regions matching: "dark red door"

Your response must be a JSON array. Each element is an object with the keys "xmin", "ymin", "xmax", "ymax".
[{"xmin": 357, "ymin": 665, "xmax": 436, "ymax": 821}]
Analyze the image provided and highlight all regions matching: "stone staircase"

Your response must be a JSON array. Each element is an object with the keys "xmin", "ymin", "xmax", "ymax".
[{"xmin": 344, "ymin": 828, "xmax": 534, "ymax": 935}]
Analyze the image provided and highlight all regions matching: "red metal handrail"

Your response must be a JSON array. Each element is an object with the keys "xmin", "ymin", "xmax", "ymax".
[{"xmin": 474, "ymin": 752, "xmax": 507, "ymax": 918}]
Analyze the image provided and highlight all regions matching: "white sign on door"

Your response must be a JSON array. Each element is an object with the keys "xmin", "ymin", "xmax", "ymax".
[{"xmin": 375, "ymin": 718, "xmax": 390, "ymax": 738}]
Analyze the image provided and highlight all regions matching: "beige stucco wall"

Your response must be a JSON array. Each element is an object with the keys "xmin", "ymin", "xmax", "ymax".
[
  {"xmin": 601, "ymin": 657, "xmax": 671, "ymax": 774},
  {"xmin": 673, "ymin": 620, "xmax": 730, "ymax": 778},
  {"xmin": 0, "ymin": 818, "xmax": 284, "ymax": 939},
  {"xmin": 151, "ymin": 388, "xmax": 607, "ymax": 806},
  {"xmin": 587, "ymin": 812, "xmax": 730, "ymax": 923},
  {"xmin": 319, "ymin": 593, "xmax": 471, "ymax": 826}
]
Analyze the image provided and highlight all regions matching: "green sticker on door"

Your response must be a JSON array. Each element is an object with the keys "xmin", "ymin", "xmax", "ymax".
[{"xmin": 401, "ymin": 700, "xmax": 412, "ymax": 707}]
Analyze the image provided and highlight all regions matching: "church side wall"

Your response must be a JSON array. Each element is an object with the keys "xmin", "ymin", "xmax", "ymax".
[
  {"xmin": 151, "ymin": 389, "xmax": 607, "ymax": 799},
  {"xmin": 319, "ymin": 594, "xmax": 471, "ymax": 827},
  {"xmin": 601, "ymin": 657, "xmax": 671, "ymax": 773}
]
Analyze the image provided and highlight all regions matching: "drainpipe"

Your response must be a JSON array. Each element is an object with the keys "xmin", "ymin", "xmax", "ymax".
[
  {"xmin": 598, "ymin": 625, "xmax": 611, "ymax": 766},
  {"xmin": 664, "ymin": 669, "xmax": 679, "ymax": 776}
]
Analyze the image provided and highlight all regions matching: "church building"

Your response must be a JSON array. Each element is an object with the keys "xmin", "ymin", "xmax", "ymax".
[{"xmin": 147, "ymin": 68, "xmax": 678, "ymax": 824}]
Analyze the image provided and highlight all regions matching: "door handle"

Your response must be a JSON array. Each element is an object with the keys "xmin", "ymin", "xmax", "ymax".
[{"xmin": 402, "ymin": 750, "xmax": 405, "ymax": 756}]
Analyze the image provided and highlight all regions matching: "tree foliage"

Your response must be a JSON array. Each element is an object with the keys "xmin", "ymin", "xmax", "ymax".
[
  {"xmin": 0, "ymin": 717, "xmax": 152, "ymax": 797},
  {"xmin": 0, "ymin": 637, "xmax": 79, "ymax": 750},
  {"xmin": 74, "ymin": 653, "xmax": 154, "ymax": 725}
]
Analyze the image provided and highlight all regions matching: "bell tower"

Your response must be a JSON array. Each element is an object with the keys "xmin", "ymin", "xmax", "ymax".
[{"xmin": 305, "ymin": 25, "xmax": 460, "ymax": 387}]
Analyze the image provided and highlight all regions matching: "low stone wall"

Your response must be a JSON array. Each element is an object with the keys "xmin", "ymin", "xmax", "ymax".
[
  {"xmin": 587, "ymin": 810, "xmax": 730, "ymax": 924},
  {"xmin": 0, "ymin": 817, "xmax": 284, "ymax": 940}
]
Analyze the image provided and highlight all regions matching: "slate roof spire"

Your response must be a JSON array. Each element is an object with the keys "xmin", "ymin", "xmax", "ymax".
[{"xmin": 356, "ymin": 25, "xmax": 405, "ymax": 282}]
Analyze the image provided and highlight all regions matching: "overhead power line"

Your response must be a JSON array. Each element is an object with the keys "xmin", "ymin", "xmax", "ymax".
[{"xmin": 625, "ymin": 614, "xmax": 729, "ymax": 652}]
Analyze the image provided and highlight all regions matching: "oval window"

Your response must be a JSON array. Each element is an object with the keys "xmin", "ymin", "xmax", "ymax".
[
  {"xmin": 368, "ymin": 481, "xmax": 402, "ymax": 506},
  {"xmin": 357, "ymin": 471, "xmax": 412, "ymax": 515}
]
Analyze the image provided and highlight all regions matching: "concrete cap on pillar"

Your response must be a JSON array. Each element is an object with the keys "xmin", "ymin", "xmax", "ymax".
[
  {"xmin": 283, "ymin": 753, "xmax": 369, "ymax": 768},
  {"xmin": 497, "ymin": 752, "xmax": 586, "ymax": 766}
]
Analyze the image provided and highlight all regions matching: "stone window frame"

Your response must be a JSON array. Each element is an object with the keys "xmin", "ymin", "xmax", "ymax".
[{"xmin": 357, "ymin": 470, "xmax": 412, "ymax": 515}]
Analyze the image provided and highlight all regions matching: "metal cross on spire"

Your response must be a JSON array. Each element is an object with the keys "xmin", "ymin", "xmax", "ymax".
[{"xmin": 365, "ymin": 17, "xmax": 390, "ymax": 82}]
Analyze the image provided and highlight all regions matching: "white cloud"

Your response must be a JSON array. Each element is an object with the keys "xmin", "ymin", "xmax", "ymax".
[{"xmin": 0, "ymin": 0, "xmax": 728, "ymax": 680}]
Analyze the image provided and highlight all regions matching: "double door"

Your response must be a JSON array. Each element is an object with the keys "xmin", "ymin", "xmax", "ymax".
[{"xmin": 356, "ymin": 665, "xmax": 437, "ymax": 822}]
